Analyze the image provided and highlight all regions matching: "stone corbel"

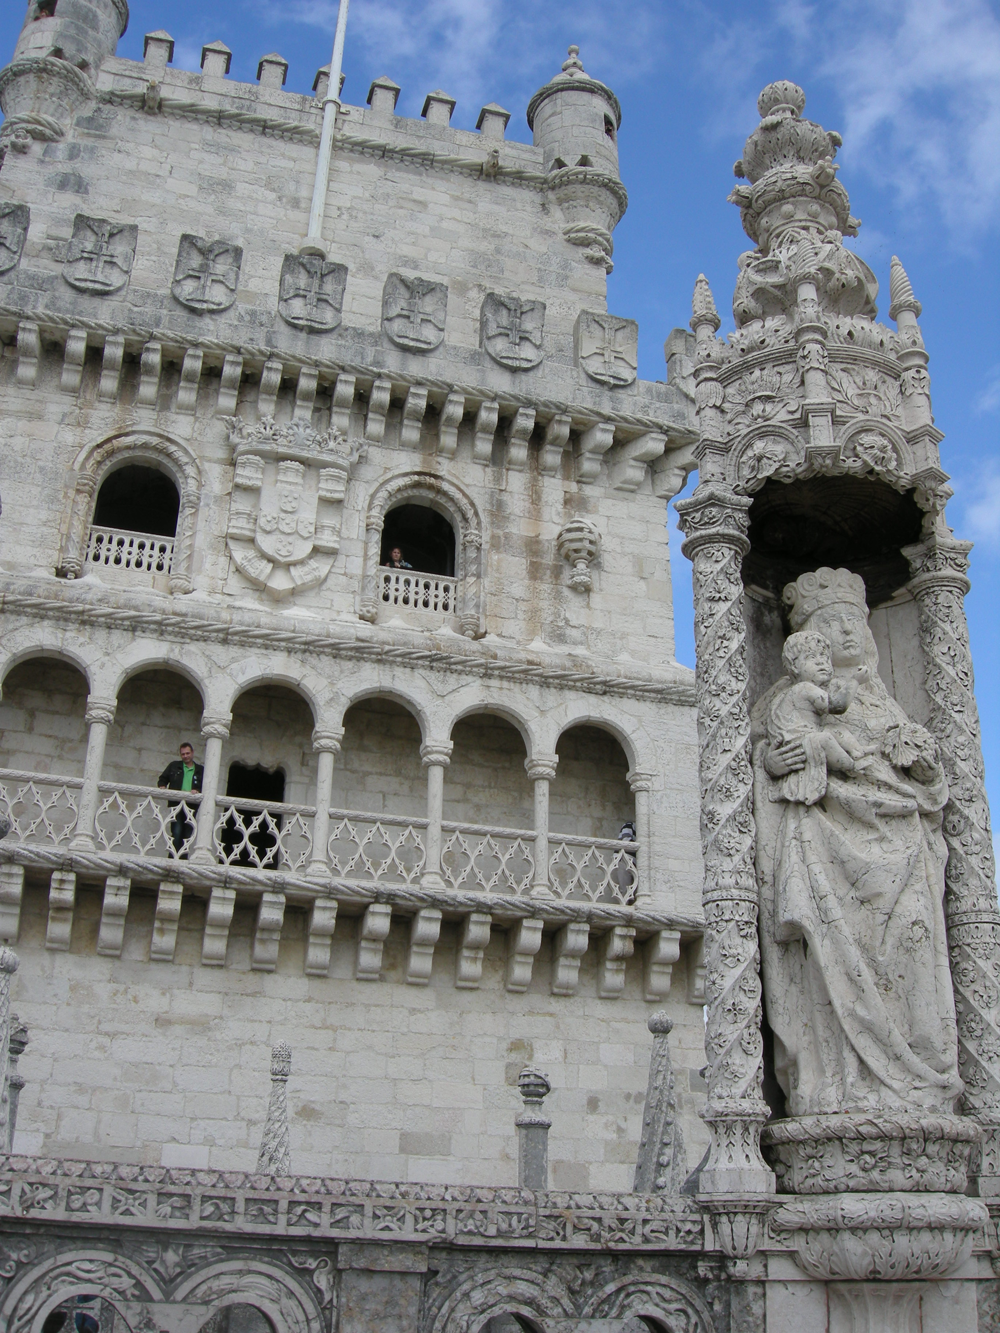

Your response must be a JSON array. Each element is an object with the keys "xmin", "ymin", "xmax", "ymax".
[
  {"xmin": 356, "ymin": 902, "xmax": 392, "ymax": 980},
  {"xmin": 574, "ymin": 421, "xmax": 615, "ymax": 481},
  {"xmin": 505, "ymin": 407, "xmax": 536, "ymax": 470},
  {"xmin": 473, "ymin": 400, "xmax": 500, "ymax": 463},
  {"xmin": 97, "ymin": 335, "xmax": 125, "ymax": 403},
  {"xmin": 538, "ymin": 414, "xmax": 571, "ymax": 475},
  {"xmin": 609, "ymin": 431, "xmax": 666, "ymax": 492},
  {"xmin": 400, "ymin": 385, "xmax": 429, "ymax": 448},
  {"xmin": 305, "ymin": 896, "xmax": 338, "ymax": 976},
  {"xmin": 597, "ymin": 924, "xmax": 635, "ymax": 997},
  {"xmin": 0, "ymin": 865, "xmax": 24, "ymax": 944},
  {"xmin": 456, "ymin": 911, "xmax": 492, "ymax": 988},
  {"xmin": 365, "ymin": 378, "xmax": 392, "ymax": 442},
  {"xmin": 150, "ymin": 880, "xmax": 183, "ymax": 963},
  {"xmin": 437, "ymin": 392, "xmax": 465, "ymax": 458},
  {"xmin": 252, "ymin": 891, "xmax": 286, "ymax": 971},
  {"xmin": 137, "ymin": 341, "xmax": 162, "ymax": 407},
  {"xmin": 176, "ymin": 347, "xmax": 204, "ymax": 415},
  {"xmin": 556, "ymin": 518, "xmax": 602, "ymax": 592},
  {"xmin": 406, "ymin": 907, "xmax": 442, "ymax": 985},
  {"xmin": 652, "ymin": 440, "xmax": 698, "ymax": 501},
  {"xmin": 217, "ymin": 354, "xmax": 243, "ymax": 414},
  {"xmin": 257, "ymin": 358, "xmax": 283, "ymax": 417},
  {"xmin": 60, "ymin": 328, "xmax": 87, "ymax": 395},
  {"xmin": 506, "ymin": 917, "xmax": 544, "ymax": 992},
  {"xmin": 16, "ymin": 321, "xmax": 39, "ymax": 388},
  {"xmin": 201, "ymin": 886, "xmax": 236, "ymax": 967},
  {"xmin": 643, "ymin": 928, "xmax": 681, "ymax": 1001},
  {"xmin": 294, "ymin": 366, "xmax": 319, "ymax": 422},
  {"xmin": 45, "ymin": 870, "xmax": 76, "ymax": 951},
  {"xmin": 331, "ymin": 373, "xmax": 357, "ymax": 435},
  {"xmin": 551, "ymin": 921, "xmax": 590, "ymax": 996},
  {"xmin": 96, "ymin": 875, "xmax": 131, "ymax": 957}
]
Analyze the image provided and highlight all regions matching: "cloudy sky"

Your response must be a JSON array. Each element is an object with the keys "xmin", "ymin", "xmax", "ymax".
[{"xmin": 2, "ymin": 0, "xmax": 1000, "ymax": 809}]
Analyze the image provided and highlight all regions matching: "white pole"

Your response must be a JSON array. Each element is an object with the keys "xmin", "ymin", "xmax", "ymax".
[{"xmin": 301, "ymin": 0, "xmax": 351, "ymax": 256}]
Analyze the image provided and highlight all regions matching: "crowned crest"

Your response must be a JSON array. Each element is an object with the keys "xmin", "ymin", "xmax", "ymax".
[{"xmin": 783, "ymin": 566, "xmax": 867, "ymax": 630}]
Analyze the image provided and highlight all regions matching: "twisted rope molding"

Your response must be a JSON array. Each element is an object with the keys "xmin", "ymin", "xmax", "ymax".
[
  {"xmin": 0, "ymin": 590, "xmax": 696, "ymax": 705},
  {"xmin": 0, "ymin": 301, "xmax": 688, "ymax": 439},
  {"xmin": 0, "ymin": 842, "xmax": 702, "ymax": 936}
]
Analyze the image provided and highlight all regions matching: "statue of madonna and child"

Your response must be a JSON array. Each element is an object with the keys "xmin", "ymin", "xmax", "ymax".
[{"xmin": 751, "ymin": 566, "xmax": 964, "ymax": 1135}]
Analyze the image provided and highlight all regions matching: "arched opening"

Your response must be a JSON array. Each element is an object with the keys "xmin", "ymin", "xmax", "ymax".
[
  {"xmin": 481, "ymin": 1318, "xmax": 542, "ymax": 1333},
  {"xmin": 33, "ymin": 0, "xmax": 57, "ymax": 19},
  {"xmin": 551, "ymin": 724, "xmax": 636, "ymax": 901},
  {"xmin": 443, "ymin": 712, "xmax": 533, "ymax": 893},
  {"xmin": 197, "ymin": 1307, "xmax": 275, "ymax": 1333},
  {"xmin": 40, "ymin": 1294, "xmax": 114, "ymax": 1333},
  {"xmin": 86, "ymin": 463, "xmax": 180, "ymax": 583},
  {"xmin": 380, "ymin": 502, "xmax": 455, "ymax": 576},
  {"xmin": 328, "ymin": 698, "xmax": 425, "ymax": 887}
]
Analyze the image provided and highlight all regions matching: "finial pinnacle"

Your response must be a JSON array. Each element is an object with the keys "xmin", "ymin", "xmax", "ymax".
[
  {"xmin": 562, "ymin": 44, "xmax": 585, "ymax": 74},
  {"xmin": 691, "ymin": 273, "xmax": 721, "ymax": 334},
  {"xmin": 888, "ymin": 255, "xmax": 922, "ymax": 321},
  {"xmin": 757, "ymin": 80, "xmax": 805, "ymax": 120}
]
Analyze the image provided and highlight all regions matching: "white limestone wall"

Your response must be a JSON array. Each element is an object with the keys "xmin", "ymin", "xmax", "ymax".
[{"xmin": 8, "ymin": 882, "xmax": 709, "ymax": 1189}]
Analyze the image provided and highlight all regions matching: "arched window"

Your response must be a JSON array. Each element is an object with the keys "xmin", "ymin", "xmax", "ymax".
[
  {"xmin": 380, "ymin": 502, "xmax": 456, "ymax": 576},
  {"xmin": 197, "ymin": 1307, "xmax": 275, "ymax": 1333}
]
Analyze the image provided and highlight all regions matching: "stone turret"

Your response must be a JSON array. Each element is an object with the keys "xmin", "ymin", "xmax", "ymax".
[
  {"xmin": 526, "ymin": 46, "xmax": 627, "ymax": 272},
  {"xmin": 0, "ymin": 0, "xmax": 127, "ymax": 155}
]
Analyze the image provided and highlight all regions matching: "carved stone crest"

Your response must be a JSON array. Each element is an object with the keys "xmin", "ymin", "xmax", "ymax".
[
  {"xmin": 224, "ymin": 416, "xmax": 363, "ymax": 599},
  {"xmin": 278, "ymin": 253, "xmax": 347, "ymax": 333},
  {"xmin": 0, "ymin": 204, "xmax": 29, "ymax": 277},
  {"xmin": 575, "ymin": 311, "xmax": 637, "ymax": 387},
  {"xmin": 481, "ymin": 292, "xmax": 545, "ymax": 370},
  {"xmin": 172, "ymin": 234, "xmax": 243, "ymax": 313},
  {"xmin": 63, "ymin": 214, "xmax": 137, "ymax": 295},
  {"xmin": 382, "ymin": 273, "xmax": 447, "ymax": 351}
]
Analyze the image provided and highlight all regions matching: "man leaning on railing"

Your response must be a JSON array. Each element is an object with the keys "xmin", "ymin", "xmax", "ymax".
[{"xmin": 157, "ymin": 741, "xmax": 204, "ymax": 858}]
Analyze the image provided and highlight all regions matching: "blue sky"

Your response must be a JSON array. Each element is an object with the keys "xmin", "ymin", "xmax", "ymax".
[{"xmin": 2, "ymin": 0, "xmax": 1000, "ymax": 815}]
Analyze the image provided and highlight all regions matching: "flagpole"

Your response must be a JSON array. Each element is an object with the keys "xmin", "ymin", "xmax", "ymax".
[{"xmin": 301, "ymin": 0, "xmax": 351, "ymax": 256}]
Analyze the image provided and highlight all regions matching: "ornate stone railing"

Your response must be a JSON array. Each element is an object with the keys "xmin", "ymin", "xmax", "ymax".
[
  {"xmin": 0, "ymin": 1155, "xmax": 704, "ymax": 1250},
  {"xmin": 549, "ymin": 834, "xmax": 638, "ymax": 903},
  {"xmin": 213, "ymin": 796, "xmax": 315, "ymax": 871},
  {"xmin": 0, "ymin": 770, "xmax": 81, "ymax": 845},
  {"xmin": 442, "ymin": 821, "xmax": 535, "ymax": 895},
  {"xmin": 327, "ymin": 809, "xmax": 427, "ymax": 886},
  {"xmin": 85, "ymin": 525, "xmax": 175, "ymax": 580},
  {"xmin": 379, "ymin": 569, "xmax": 457, "ymax": 616},
  {"xmin": 95, "ymin": 782, "xmax": 201, "ymax": 859}
]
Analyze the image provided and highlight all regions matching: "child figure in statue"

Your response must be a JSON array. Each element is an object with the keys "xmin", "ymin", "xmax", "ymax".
[{"xmin": 767, "ymin": 630, "xmax": 872, "ymax": 805}]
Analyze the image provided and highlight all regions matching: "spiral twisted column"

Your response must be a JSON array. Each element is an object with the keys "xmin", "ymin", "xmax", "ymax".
[
  {"xmin": 676, "ymin": 484, "xmax": 773, "ymax": 1207},
  {"xmin": 0, "ymin": 947, "xmax": 19, "ymax": 1150},
  {"xmin": 906, "ymin": 534, "xmax": 1000, "ymax": 1191}
]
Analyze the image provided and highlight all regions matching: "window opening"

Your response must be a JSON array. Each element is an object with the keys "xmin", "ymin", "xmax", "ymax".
[
  {"xmin": 197, "ymin": 1306, "xmax": 276, "ymax": 1333},
  {"xmin": 380, "ymin": 503, "xmax": 455, "ymax": 576},
  {"xmin": 220, "ymin": 763, "xmax": 286, "ymax": 867},
  {"xmin": 93, "ymin": 464, "xmax": 180, "ymax": 537},
  {"xmin": 33, "ymin": 0, "xmax": 57, "ymax": 18},
  {"xmin": 604, "ymin": 114, "xmax": 616, "ymax": 141},
  {"xmin": 41, "ymin": 1295, "xmax": 106, "ymax": 1333}
]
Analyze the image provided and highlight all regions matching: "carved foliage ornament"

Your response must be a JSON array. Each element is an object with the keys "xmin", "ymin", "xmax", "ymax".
[
  {"xmin": 724, "ymin": 365, "xmax": 799, "ymax": 430},
  {"xmin": 0, "ymin": 204, "xmax": 29, "ymax": 277},
  {"xmin": 278, "ymin": 253, "xmax": 347, "ymax": 333},
  {"xmin": 172, "ymin": 234, "xmax": 243, "ymax": 313},
  {"xmin": 481, "ymin": 292, "xmax": 545, "ymax": 370},
  {"xmin": 63, "ymin": 214, "xmax": 137, "ymax": 295},
  {"xmin": 224, "ymin": 416, "xmax": 363, "ymax": 600},
  {"xmin": 382, "ymin": 272, "xmax": 448, "ymax": 351},
  {"xmin": 575, "ymin": 311, "xmax": 638, "ymax": 387},
  {"xmin": 828, "ymin": 363, "xmax": 901, "ymax": 419}
]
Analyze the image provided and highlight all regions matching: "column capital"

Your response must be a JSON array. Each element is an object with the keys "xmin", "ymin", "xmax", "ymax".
[
  {"xmin": 904, "ymin": 534, "xmax": 972, "ymax": 595},
  {"xmin": 84, "ymin": 697, "xmax": 117, "ymax": 727},
  {"xmin": 312, "ymin": 727, "xmax": 344, "ymax": 754},
  {"xmin": 200, "ymin": 713, "xmax": 232, "ymax": 741},
  {"xmin": 627, "ymin": 768, "xmax": 655, "ymax": 793},
  {"xmin": 525, "ymin": 753, "xmax": 558, "ymax": 782},
  {"xmin": 420, "ymin": 741, "xmax": 453, "ymax": 768},
  {"xmin": 675, "ymin": 484, "xmax": 752, "ymax": 560}
]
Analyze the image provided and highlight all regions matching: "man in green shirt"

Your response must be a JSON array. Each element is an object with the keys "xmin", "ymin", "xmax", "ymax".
[{"xmin": 158, "ymin": 742, "xmax": 204, "ymax": 856}]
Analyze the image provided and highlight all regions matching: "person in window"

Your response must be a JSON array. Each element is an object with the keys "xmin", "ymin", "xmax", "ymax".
[
  {"xmin": 158, "ymin": 741, "xmax": 203, "ymax": 857},
  {"xmin": 383, "ymin": 546, "xmax": 412, "ymax": 569}
]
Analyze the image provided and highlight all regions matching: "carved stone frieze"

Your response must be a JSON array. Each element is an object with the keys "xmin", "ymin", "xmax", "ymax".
[
  {"xmin": 575, "ymin": 311, "xmax": 638, "ymax": 387},
  {"xmin": 827, "ymin": 362, "xmax": 902, "ymax": 420},
  {"xmin": 172, "ymin": 234, "xmax": 243, "ymax": 313},
  {"xmin": 382, "ymin": 272, "xmax": 448, "ymax": 351},
  {"xmin": 723, "ymin": 365, "xmax": 799, "ymax": 431},
  {"xmin": 0, "ymin": 204, "xmax": 29, "ymax": 277},
  {"xmin": 481, "ymin": 293, "xmax": 545, "ymax": 370},
  {"xmin": 223, "ymin": 416, "xmax": 363, "ymax": 599},
  {"xmin": 278, "ymin": 253, "xmax": 347, "ymax": 333},
  {"xmin": 63, "ymin": 214, "xmax": 137, "ymax": 295}
]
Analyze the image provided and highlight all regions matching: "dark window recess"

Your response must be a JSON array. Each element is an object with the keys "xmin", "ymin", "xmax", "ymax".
[
  {"xmin": 220, "ymin": 763, "xmax": 285, "ymax": 868},
  {"xmin": 197, "ymin": 1306, "xmax": 276, "ymax": 1333},
  {"xmin": 604, "ymin": 115, "xmax": 616, "ymax": 141},
  {"xmin": 34, "ymin": 0, "xmax": 57, "ymax": 18},
  {"xmin": 93, "ymin": 465, "xmax": 180, "ymax": 538},
  {"xmin": 380, "ymin": 503, "xmax": 456, "ymax": 576}
]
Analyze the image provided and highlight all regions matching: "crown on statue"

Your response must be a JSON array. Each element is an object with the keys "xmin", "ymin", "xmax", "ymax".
[{"xmin": 783, "ymin": 567, "xmax": 867, "ymax": 631}]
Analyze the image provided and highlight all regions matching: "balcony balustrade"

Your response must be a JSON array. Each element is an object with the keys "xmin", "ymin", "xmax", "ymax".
[
  {"xmin": 0, "ymin": 769, "xmax": 640, "ymax": 903},
  {"xmin": 84, "ymin": 526, "xmax": 175, "ymax": 583},
  {"xmin": 379, "ymin": 568, "xmax": 456, "ymax": 615}
]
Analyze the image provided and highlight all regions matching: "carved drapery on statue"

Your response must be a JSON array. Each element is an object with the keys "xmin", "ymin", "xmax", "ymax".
[{"xmin": 752, "ymin": 567, "xmax": 962, "ymax": 1117}]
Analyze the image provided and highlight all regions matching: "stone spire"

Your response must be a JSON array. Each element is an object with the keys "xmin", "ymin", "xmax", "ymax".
[
  {"xmin": 634, "ymin": 1012, "xmax": 687, "ymax": 1193},
  {"xmin": 889, "ymin": 255, "xmax": 922, "ymax": 321},
  {"xmin": 256, "ymin": 1042, "xmax": 292, "ymax": 1175},
  {"xmin": 690, "ymin": 274, "xmax": 721, "ymax": 334}
]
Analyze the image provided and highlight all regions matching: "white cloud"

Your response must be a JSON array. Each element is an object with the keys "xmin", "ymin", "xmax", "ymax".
[
  {"xmin": 975, "ymin": 366, "xmax": 1000, "ymax": 415},
  {"xmin": 959, "ymin": 469, "xmax": 1000, "ymax": 546}
]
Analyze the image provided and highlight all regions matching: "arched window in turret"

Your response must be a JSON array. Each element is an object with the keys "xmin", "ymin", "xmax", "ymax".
[{"xmin": 380, "ymin": 502, "xmax": 456, "ymax": 577}]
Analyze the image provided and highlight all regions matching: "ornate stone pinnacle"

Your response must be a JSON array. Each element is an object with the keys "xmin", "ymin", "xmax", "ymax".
[
  {"xmin": 690, "ymin": 274, "xmax": 721, "ymax": 334},
  {"xmin": 257, "ymin": 1042, "xmax": 292, "ymax": 1175},
  {"xmin": 517, "ymin": 1066, "xmax": 552, "ymax": 1108},
  {"xmin": 889, "ymin": 254, "xmax": 922, "ymax": 321},
  {"xmin": 757, "ymin": 79, "xmax": 806, "ymax": 119},
  {"xmin": 270, "ymin": 1040, "xmax": 291, "ymax": 1081},
  {"xmin": 562, "ymin": 45, "xmax": 585, "ymax": 74}
]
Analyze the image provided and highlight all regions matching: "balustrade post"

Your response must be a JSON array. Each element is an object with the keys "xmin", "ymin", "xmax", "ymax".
[
  {"xmin": 190, "ymin": 713, "xmax": 232, "ymax": 866},
  {"xmin": 525, "ymin": 753, "xmax": 558, "ymax": 898},
  {"xmin": 420, "ymin": 741, "xmax": 453, "ymax": 891},
  {"xmin": 69, "ymin": 696, "xmax": 117, "ymax": 849},
  {"xmin": 308, "ymin": 727, "xmax": 344, "ymax": 880},
  {"xmin": 627, "ymin": 769, "xmax": 655, "ymax": 904},
  {"xmin": 676, "ymin": 483, "xmax": 774, "ymax": 1200}
]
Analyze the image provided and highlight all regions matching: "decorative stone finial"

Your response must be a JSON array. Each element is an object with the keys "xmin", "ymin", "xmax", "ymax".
[
  {"xmin": 690, "ymin": 274, "xmax": 721, "ymax": 334},
  {"xmin": 634, "ymin": 1011, "xmax": 687, "ymax": 1194},
  {"xmin": 517, "ymin": 1067, "xmax": 552, "ymax": 1106},
  {"xmin": 757, "ymin": 80, "xmax": 806, "ymax": 119},
  {"xmin": 257, "ymin": 1042, "xmax": 292, "ymax": 1175},
  {"xmin": 556, "ymin": 518, "xmax": 601, "ymax": 592},
  {"xmin": 515, "ymin": 1066, "xmax": 552, "ymax": 1190},
  {"xmin": 562, "ymin": 45, "xmax": 585, "ymax": 74},
  {"xmin": 889, "ymin": 255, "xmax": 922, "ymax": 322}
]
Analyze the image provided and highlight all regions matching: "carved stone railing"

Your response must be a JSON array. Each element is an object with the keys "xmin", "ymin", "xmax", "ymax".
[
  {"xmin": 84, "ymin": 525, "xmax": 175, "ymax": 582},
  {"xmin": 0, "ymin": 769, "xmax": 81, "ymax": 846},
  {"xmin": 549, "ymin": 834, "xmax": 638, "ymax": 903},
  {"xmin": 442, "ymin": 821, "xmax": 535, "ymax": 895},
  {"xmin": 378, "ymin": 568, "xmax": 457, "ymax": 616},
  {"xmin": 327, "ymin": 809, "xmax": 427, "ymax": 887},
  {"xmin": 213, "ymin": 796, "xmax": 315, "ymax": 872},
  {"xmin": 95, "ymin": 782, "xmax": 201, "ymax": 860}
]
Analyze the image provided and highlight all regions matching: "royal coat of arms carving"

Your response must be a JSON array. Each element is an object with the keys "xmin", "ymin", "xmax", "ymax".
[
  {"xmin": 575, "ymin": 311, "xmax": 638, "ymax": 387},
  {"xmin": 0, "ymin": 203, "xmax": 29, "ymax": 277},
  {"xmin": 278, "ymin": 253, "xmax": 348, "ymax": 333},
  {"xmin": 223, "ymin": 417, "xmax": 364, "ymax": 599},
  {"xmin": 382, "ymin": 273, "xmax": 448, "ymax": 351},
  {"xmin": 172, "ymin": 234, "xmax": 243, "ymax": 313},
  {"xmin": 480, "ymin": 292, "xmax": 545, "ymax": 370},
  {"xmin": 63, "ymin": 214, "xmax": 138, "ymax": 295}
]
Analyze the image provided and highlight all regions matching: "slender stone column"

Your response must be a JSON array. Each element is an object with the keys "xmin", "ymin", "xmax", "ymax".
[
  {"xmin": 0, "ymin": 947, "xmax": 18, "ymax": 1150},
  {"xmin": 69, "ymin": 696, "xmax": 117, "ymax": 849},
  {"xmin": 358, "ymin": 514, "xmax": 384, "ymax": 622},
  {"xmin": 525, "ymin": 753, "xmax": 558, "ymax": 898},
  {"xmin": 419, "ymin": 741, "xmax": 453, "ymax": 891},
  {"xmin": 676, "ymin": 484, "xmax": 773, "ymax": 1202},
  {"xmin": 257, "ymin": 1041, "xmax": 292, "ymax": 1175},
  {"xmin": 627, "ymin": 769, "xmax": 654, "ymax": 904},
  {"xmin": 460, "ymin": 529, "xmax": 483, "ymax": 638},
  {"xmin": 308, "ymin": 727, "xmax": 344, "ymax": 880},
  {"xmin": 906, "ymin": 532, "xmax": 1000, "ymax": 1190},
  {"xmin": 7, "ymin": 1015, "xmax": 27, "ymax": 1150},
  {"xmin": 515, "ymin": 1066, "xmax": 552, "ymax": 1190},
  {"xmin": 190, "ymin": 713, "xmax": 231, "ymax": 865}
]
